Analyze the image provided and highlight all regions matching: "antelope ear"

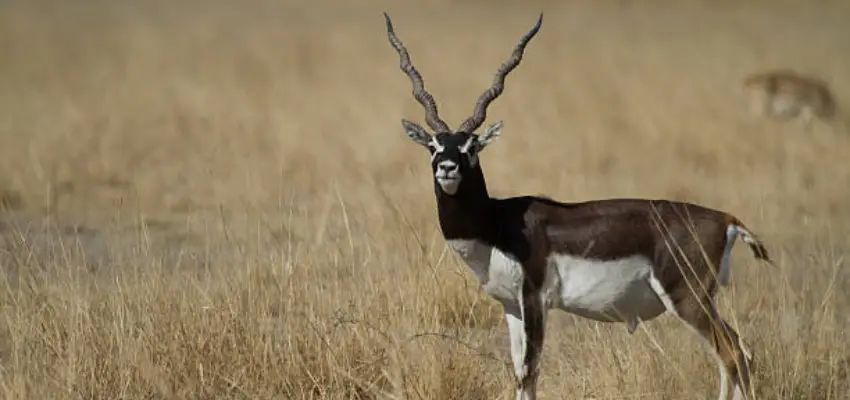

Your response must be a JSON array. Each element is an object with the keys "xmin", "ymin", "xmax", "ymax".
[
  {"xmin": 401, "ymin": 119, "xmax": 433, "ymax": 147},
  {"xmin": 477, "ymin": 120, "xmax": 503, "ymax": 150}
]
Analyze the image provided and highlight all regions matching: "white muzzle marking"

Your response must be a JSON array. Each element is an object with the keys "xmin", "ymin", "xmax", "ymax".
[{"xmin": 435, "ymin": 160, "xmax": 461, "ymax": 194}]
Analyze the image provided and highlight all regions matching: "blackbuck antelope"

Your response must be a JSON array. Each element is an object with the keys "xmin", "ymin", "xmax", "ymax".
[
  {"xmin": 384, "ymin": 12, "xmax": 774, "ymax": 400},
  {"xmin": 743, "ymin": 70, "xmax": 837, "ymax": 130}
]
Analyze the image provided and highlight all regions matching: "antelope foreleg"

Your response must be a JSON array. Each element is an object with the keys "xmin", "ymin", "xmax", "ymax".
[{"xmin": 503, "ymin": 291, "xmax": 547, "ymax": 400}]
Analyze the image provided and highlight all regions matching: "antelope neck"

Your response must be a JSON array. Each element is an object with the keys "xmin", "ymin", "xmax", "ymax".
[{"xmin": 435, "ymin": 168, "xmax": 493, "ymax": 240}]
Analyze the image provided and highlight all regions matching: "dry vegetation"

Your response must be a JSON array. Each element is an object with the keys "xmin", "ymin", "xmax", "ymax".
[{"xmin": 1, "ymin": 0, "xmax": 850, "ymax": 399}]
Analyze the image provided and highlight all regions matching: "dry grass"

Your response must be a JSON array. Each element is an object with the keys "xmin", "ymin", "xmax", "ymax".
[{"xmin": 1, "ymin": 0, "xmax": 850, "ymax": 399}]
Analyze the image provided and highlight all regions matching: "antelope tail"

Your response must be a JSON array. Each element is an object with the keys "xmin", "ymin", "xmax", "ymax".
[
  {"xmin": 727, "ymin": 216, "xmax": 774, "ymax": 265},
  {"xmin": 718, "ymin": 215, "xmax": 775, "ymax": 286}
]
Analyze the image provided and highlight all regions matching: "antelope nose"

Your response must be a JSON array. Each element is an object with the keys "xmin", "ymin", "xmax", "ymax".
[{"xmin": 438, "ymin": 162, "xmax": 457, "ymax": 173}]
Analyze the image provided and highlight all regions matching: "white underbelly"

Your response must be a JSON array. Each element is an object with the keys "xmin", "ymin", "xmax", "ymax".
[
  {"xmin": 549, "ymin": 254, "xmax": 666, "ymax": 323},
  {"xmin": 446, "ymin": 241, "xmax": 669, "ymax": 323}
]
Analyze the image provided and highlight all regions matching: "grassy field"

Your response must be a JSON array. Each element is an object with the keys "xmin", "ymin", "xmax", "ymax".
[{"xmin": 1, "ymin": 0, "xmax": 849, "ymax": 399}]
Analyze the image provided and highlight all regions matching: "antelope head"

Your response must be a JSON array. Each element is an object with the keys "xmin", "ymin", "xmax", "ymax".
[{"xmin": 384, "ymin": 12, "xmax": 543, "ymax": 195}]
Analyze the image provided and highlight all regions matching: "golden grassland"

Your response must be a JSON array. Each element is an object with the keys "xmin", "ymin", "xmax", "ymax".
[{"xmin": 1, "ymin": 1, "xmax": 849, "ymax": 398}]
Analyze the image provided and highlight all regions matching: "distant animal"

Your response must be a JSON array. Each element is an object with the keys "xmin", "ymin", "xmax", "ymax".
[
  {"xmin": 743, "ymin": 70, "xmax": 837, "ymax": 129},
  {"xmin": 384, "ymin": 11, "xmax": 773, "ymax": 400}
]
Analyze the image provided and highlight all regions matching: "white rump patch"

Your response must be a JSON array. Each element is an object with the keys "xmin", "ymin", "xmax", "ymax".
[{"xmin": 718, "ymin": 224, "xmax": 739, "ymax": 286}]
